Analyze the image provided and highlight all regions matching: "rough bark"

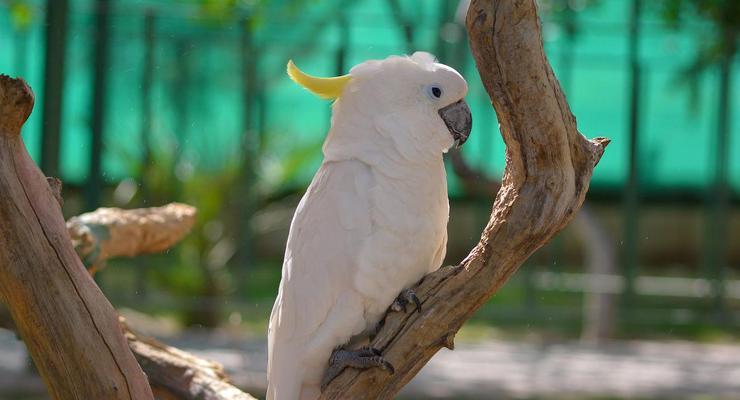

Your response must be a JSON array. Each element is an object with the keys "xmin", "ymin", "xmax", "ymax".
[
  {"xmin": 0, "ymin": 197, "xmax": 256, "ymax": 399},
  {"xmin": 452, "ymin": 134, "xmax": 617, "ymax": 343},
  {"xmin": 0, "ymin": 75, "xmax": 154, "ymax": 399},
  {"xmin": 320, "ymin": 1, "xmax": 609, "ymax": 399},
  {"xmin": 123, "ymin": 320, "xmax": 257, "ymax": 400},
  {"xmin": 67, "ymin": 203, "xmax": 197, "ymax": 273},
  {"xmin": 64, "ymin": 204, "xmax": 253, "ymax": 399}
]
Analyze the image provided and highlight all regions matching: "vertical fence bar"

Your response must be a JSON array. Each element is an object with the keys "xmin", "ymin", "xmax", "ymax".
[
  {"xmin": 558, "ymin": 1, "xmax": 576, "ymax": 97},
  {"xmin": 173, "ymin": 39, "xmax": 190, "ymax": 164},
  {"xmin": 335, "ymin": 15, "xmax": 348, "ymax": 84},
  {"xmin": 241, "ymin": 18, "xmax": 256, "ymax": 152},
  {"xmin": 87, "ymin": 0, "xmax": 112, "ymax": 210},
  {"xmin": 386, "ymin": 0, "xmax": 414, "ymax": 53},
  {"xmin": 434, "ymin": 0, "xmax": 450, "ymax": 62},
  {"xmin": 236, "ymin": 16, "xmax": 257, "ymax": 270},
  {"xmin": 134, "ymin": 9, "xmax": 157, "ymax": 300},
  {"xmin": 256, "ymin": 18, "xmax": 268, "ymax": 155},
  {"xmin": 622, "ymin": 0, "xmax": 642, "ymax": 309},
  {"xmin": 40, "ymin": 0, "xmax": 69, "ymax": 177},
  {"xmin": 140, "ymin": 9, "xmax": 155, "ymax": 199},
  {"xmin": 327, "ymin": 13, "xmax": 349, "ymax": 131},
  {"xmin": 704, "ymin": 36, "xmax": 734, "ymax": 323}
]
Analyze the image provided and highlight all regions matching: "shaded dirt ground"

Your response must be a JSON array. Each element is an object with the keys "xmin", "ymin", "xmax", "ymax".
[{"xmin": 1, "ymin": 329, "xmax": 739, "ymax": 399}]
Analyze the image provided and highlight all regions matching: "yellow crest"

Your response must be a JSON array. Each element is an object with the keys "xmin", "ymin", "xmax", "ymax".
[{"xmin": 287, "ymin": 60, "xmax": 351, "ymax": 100}]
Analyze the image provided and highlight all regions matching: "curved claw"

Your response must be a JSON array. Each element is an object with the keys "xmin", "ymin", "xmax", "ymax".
[
  {"xmin": 410, "ymin": 292, "xmax": 422, "ymax": 312},
  {"xmin": 381, "ymin": 359, "xmax": 395, "ymax": 375},
  {"xmin": 391, "ymin": 288, "xmax": 422, "ymax": 313}
]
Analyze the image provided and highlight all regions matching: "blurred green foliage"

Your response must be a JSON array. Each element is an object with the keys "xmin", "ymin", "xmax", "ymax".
[
  {"xmin": 108, "ymin": 119, "xmax": 322, "ymax": 326},
  {"xmin": 3, "ymin": 0, "xmax": 737, "ymax": 337},
  {"xmin": 8, "ymin": 1, "xmax": 33, "ymax": 29},
  {"xmin": 658, "ymin": 0, "xmax": 739, "ymax": 106},
  {"xmin": 190, "ymin": 0, "xmax": 319, "ymax": 28}
]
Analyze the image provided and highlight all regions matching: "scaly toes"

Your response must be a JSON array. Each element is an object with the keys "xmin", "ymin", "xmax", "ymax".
[
  {"xmin": 321, "ymin": 347, "xmax": 395, "ymax": 391},
  {"xmin": 357, "ymin": 346, "xmax": 383, "ymax": 357}
]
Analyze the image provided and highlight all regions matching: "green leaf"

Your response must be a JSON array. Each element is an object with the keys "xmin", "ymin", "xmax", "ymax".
[{"xmin": 10, "ymin": 2, "xmax": 34, "ymax": 29}]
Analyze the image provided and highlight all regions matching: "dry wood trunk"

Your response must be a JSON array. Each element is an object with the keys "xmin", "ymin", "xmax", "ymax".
[
  {"xmin": 319, "ymin": 1, "xmax": 609, "ymax": 398},
  {"xmin": 0, "ymin": 76, "xmax": 154, "ymax": 398},
  {"xmin": 0, "ymin": 195, "xmax": 255, "ymax": 400}
]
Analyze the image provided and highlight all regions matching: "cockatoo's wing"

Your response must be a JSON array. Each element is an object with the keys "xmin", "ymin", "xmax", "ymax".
[{"xmin": 268, "ymin": 159, "xmax": 373, "ymax": 400}]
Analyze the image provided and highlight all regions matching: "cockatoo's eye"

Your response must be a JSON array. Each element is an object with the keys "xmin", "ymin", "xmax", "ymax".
[{"xmin": 426, "ymin": 85, "xmax": 443, "ymax": 100}]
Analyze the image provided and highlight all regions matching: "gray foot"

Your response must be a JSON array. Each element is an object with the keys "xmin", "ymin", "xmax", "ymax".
[
  {"xmin": 320, "ymin": 346, "xmax": 394, "ymax": 391},
  {"xmin": 391, "ymin": 288, "xmax": 421, "ymax": 313}
]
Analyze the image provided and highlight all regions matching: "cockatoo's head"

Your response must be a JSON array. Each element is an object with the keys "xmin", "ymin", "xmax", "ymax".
[{"xmin": 287, "ymin": 52, "xmax": 472, "ymax": 162}]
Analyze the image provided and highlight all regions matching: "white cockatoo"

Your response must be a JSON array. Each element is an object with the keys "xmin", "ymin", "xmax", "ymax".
[{"xmin": 267, "ymin": 52, "xmax": 471, "ymax": 400}]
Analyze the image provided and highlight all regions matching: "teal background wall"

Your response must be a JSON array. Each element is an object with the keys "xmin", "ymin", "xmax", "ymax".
[{"xmin": 1, "ymin": 0, "xmax": 738, "ymax": 196}]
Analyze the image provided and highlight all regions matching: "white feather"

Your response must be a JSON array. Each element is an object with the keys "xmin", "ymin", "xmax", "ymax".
[{"xmin": 267, "ymin": 52, "xmax": 467, "ymax": 400}]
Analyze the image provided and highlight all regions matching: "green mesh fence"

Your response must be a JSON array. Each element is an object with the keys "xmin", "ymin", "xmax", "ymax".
[{"xmin": 0, "ymin": 0, "xmax": 738, "ymax": 195}]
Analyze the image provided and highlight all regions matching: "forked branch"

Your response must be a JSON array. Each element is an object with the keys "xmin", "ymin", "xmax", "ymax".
[{"xmin": 320, "ymin": 1, "xmax": 609, "ymax": 398}]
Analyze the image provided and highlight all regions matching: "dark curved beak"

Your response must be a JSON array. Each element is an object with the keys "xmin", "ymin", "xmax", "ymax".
[{"xmin": 438, "ymin": 99, "xmax": 472, "ymax": 148}]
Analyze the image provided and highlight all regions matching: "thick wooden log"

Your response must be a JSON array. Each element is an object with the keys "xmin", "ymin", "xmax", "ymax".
[
  {"xmin": 0, "ymin": 75, "xmax": 154, "ymax": 399},
  {"xmin": 320, "ymin": 1, "xmax": 609, "ymax": 398}
]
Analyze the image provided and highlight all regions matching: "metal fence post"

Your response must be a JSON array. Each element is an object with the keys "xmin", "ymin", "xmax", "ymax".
[
  {"xmin": 40, "ymin": 0, "xmax": 69, "ymax": 177},
  {"xmin": 704, "ymin": 35, "xmax": 734, "ymax": 324},
  {"xmin": 87, "ymin": 0, "xmax": 113, "ymax": 210},
  {"xmin": 622, "ymin": 0, "xmax": 642, "ymax": 310},
  {"xmin": 236, "ymin": 16, "xmax": 257, "ymax": 271},
  {"xmin": 140, "ymin": 9, "xmax": 155, "ymax": 197}
]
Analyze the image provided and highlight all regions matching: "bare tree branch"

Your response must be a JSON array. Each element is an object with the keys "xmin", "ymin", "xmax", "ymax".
[
  {"xmin": 0, "ymin": 75, "xmax": 154, "ymax": 399},
  {"xmin": 450, "ymin": 113, "xmax": 617, "ymax": 343},
  {"xmin": 123, "ymin": 320, "xmax": 257, "ymax": 400},
  {"xmin": 67, "ymin": 203, "xmax": 197, "ymax": 273},
  {"xmin": 63, "ymin": 204, "xmax": 254, "ymax": 399},
  {"xmin": 320, "ymin": 1, "xmax": 609, "ymax": 398},
  {"xmin": 0, "ymin": 74, "xmax": 259, "ymax": 400}
]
